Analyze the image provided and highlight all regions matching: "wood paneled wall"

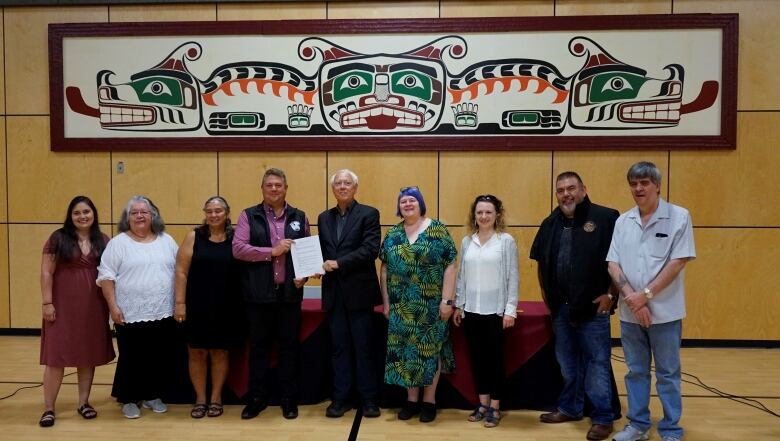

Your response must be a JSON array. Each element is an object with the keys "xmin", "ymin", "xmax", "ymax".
[{"xmin": 1, "ymin": 1, "xmax": 777, "ymax": 341}]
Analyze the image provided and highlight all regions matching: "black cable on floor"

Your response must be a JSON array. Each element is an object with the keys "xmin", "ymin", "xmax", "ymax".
[
  {"xmin": 0, "ymin": 361, "xmax": 116, "ymax": 401},
  {"xmin": 611, "ymin": 353, "xmax": 780, "ymax": 418}
]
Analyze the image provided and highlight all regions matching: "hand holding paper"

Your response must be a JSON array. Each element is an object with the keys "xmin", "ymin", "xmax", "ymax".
[{"xmin": 291, "ymin": 235, "xmax": 325, "ymax": 279}]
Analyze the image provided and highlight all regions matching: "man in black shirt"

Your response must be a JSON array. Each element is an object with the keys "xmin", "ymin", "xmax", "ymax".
[{"xmin": 530, "ymin": 171, "xmax": 620, "ymax": 441}]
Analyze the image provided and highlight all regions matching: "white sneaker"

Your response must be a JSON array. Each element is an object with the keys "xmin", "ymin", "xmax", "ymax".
[
  {"xmin": 122, "ymin": 403, "xmax": 141, "ymax": 419},
  {"xmin": 612, "ymin": 425, "xmax": 649, "ymax": 441},
  {"xmin": 141, "ymin": 399, "xmax": 168, "ymax": 413}
]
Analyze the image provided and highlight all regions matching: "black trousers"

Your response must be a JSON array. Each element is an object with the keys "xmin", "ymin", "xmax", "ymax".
[
  {"xmin": 112, "ymin": 317, "xmax": 176, "ymax": 403},
  {"xmin": 462, "ymin": 311, "xmax": 505, "ymax": 400},
  {"xmin": 327, "ymin": 290, "xmax": 377, "ymax": 402},
  {"xmin": 245, "ymin": 300, "xmax": 301, "ymax": 403}
]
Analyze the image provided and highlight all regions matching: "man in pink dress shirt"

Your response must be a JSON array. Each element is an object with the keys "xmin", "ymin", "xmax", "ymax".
[{"xmin": 233, "ymin": 168, "xmax": 310, "ymax": 420}]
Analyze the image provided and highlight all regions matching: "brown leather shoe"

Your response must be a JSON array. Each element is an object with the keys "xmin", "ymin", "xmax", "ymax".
[
  {"xmin": 586, "ymin": 423, "xmax": 614, "ymax": 440},
  {"xmin": 539, "ymin": 410, "xmax": 582, "ymax": 423}
]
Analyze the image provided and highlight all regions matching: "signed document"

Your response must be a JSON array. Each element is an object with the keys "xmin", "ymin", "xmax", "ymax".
[{"xmin": 291, "ymin": 235, "xmax": 325, "ymax": 278}]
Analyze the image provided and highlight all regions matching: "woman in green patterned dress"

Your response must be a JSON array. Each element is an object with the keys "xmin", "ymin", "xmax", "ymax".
[{"xmin": 379, "ymin": 186, "xmax": 457, "ymax": 423}]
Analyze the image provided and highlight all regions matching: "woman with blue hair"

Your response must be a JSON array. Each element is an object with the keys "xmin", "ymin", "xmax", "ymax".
[{"xmin": 380, "ymin": 186, "xmax": 457, "ymax": 423}]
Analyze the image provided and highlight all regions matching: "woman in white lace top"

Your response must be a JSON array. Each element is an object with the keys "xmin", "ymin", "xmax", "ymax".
[{"xmin": 97, "ymin": 195, "xmax": 178, "ymax": 419}]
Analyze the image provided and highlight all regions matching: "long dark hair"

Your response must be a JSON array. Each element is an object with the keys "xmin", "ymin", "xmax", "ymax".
[{"xmin": 51, "ymin": 196, "xmax": 107, "ymax": 264}]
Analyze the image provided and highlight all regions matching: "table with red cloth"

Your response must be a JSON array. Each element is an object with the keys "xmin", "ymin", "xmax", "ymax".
[{"xmin": 215, "ymin": 299, "xmax": 562, "ymax": 410}]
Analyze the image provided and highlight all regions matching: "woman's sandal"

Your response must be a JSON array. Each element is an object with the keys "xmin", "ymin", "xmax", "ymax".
[
  {"xmin": 39, "ymin": 410, "xmax": 55, "ymax": 427},
  {"xmin": 190, "ymin": 403, "xmax": 208, "ymax": 419},
  {"xmin": 77, "ymin": 403, "xmax": 97, "ymax": 419},
  {"xmin": 207, "ymin": 403, "xmax": 223, "ymax": 417},
  {"xmin": 467, "ymin": 404, "xmax": 488, "ymax": 422},
  {"xmin": 484, "ymin": 407, "xmax": 502, "ymax": 428}
]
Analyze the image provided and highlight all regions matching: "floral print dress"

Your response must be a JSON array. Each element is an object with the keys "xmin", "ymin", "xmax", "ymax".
[{"xmin": 380, "ymin": 219, "xmax": 457, "ymax": 387}]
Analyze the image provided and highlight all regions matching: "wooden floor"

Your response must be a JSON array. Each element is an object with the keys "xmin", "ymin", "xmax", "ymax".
[{"xmin": 1, "ymin": 335, "xmax": 778, "ymax": 441}]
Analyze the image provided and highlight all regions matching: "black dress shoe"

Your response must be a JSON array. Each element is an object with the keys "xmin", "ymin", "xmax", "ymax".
[
  {"xmin": 362, "ymin": 400, "xmax": 381, "ymax": 418},
  {"xmin": 281, "ymin": 399, "xmax": 298, "ymax": 419},
  {"xmin": 325, "ymin": 401, "xmax": 351, "ymax": 418},
  {"xmin": 241, "ymin": 399, "xmax": 267, "ymax": 420},
  {"xmin": 539, "ymin": 410, "xmax": 582, "ymax": 423}
]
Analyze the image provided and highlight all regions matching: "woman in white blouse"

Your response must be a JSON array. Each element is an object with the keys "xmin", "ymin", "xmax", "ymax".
[
  {"xmin": 97, "ymin": 195, "xmax": 179, "ymax": 419},
  {"xmin": 453, "ymin": 194, "xmax": 519, "ymax": 428}
]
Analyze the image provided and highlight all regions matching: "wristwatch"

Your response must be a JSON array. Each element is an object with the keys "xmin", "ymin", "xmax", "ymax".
[
  {"xmin": 643, "ymin": 287, "xmax": 654, "ymax": 300},
  {"xmin": 441, "ymin": 299, "xmax": 454, "ymax": 306}
]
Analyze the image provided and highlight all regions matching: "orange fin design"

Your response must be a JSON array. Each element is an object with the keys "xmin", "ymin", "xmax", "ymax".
[
  {"xmin": 448, "ymin": 76, "xmax": 569, "ymax": 104},
  {"xmin": 202, "ymin": 79, "xmax": 318, "ymax": 106}
]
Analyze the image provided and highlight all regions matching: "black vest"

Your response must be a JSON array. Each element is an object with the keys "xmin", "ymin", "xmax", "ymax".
[{"xmin": 240, "ymin": 203, "xmax": 307, "ymax": 304}]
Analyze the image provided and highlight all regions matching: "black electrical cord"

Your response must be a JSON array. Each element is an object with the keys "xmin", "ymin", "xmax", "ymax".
[
  {"xmin": 0, "ymin": 361, "xmax": 116, "ymax": 401},
  {"xmin": 611, "ymin": 353, "xmax": 780, "ymax": 418}
]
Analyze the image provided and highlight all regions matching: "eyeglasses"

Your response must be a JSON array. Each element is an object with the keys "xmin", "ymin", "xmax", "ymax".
[
  {"xmin": 129, "ymin": 210, "xmax": 151, "ymax": 217},
  {"xmin": 400, "ymin": 186, "xmax": 419, "ymax": 192}
]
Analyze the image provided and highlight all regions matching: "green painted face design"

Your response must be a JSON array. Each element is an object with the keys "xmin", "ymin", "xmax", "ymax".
[
  {"xmin": 332, "ymin": 71, "xmax": 373, "ymax": 102},
  {"xmin": 390, "ymin": 70, "xmax": 432, "ymax": 101},
  {"xmin": 130, "ymin": 77, "xmax": 183, "ymax": 106},
  {"xmin": 589, "ymin": 72, "xmax": 647, "ymax": 103}
]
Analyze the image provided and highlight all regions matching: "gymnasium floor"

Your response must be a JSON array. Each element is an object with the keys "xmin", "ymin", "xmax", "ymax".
[{"xmin": 0, "ymin": 336, "xmax": 778, "ymax": 441}]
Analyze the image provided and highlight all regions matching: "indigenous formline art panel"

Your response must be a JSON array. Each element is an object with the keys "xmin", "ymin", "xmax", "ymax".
[{"xmin": 50, "ymin": 16, "xmax": 737, "ymax": 151}]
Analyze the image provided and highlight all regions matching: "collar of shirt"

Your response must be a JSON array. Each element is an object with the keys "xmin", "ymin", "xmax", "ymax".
[
  {"xmin": 470, "ymin": 232, "xmax": 497, "ymax": 246},
  {"xmin": 263, "ymin": 202, "xmax": 288, "ymax": 220},
  {"xmin": 337, "ymin": 199, "xmax": 357, "ymax": 217},
  {"xmin": 627, "ymin": 198, "xmax": 670, "ymax": 228}
]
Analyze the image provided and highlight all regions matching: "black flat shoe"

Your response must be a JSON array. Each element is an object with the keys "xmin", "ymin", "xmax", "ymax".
[
  {"xmin": 398, "ymin": 401, "xmax": 419, "ymax": 420},
  {"xmin": 419, "ymin": 402, "xmax": 436, "ymax": 423}
]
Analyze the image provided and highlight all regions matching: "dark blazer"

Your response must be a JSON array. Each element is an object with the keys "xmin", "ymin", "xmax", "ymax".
[{"xmin": 317, "ymin": 200, "xmax": 382, "ymax": 312}]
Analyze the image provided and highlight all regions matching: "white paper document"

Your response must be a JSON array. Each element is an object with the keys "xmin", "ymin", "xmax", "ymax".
[{"xmin": 291, "ymin": 235, "xmax": 324, "ymax": 279}]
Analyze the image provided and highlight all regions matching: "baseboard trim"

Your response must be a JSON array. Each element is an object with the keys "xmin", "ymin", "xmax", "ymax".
[
  {"xmin": 0, "ymin": 328, "xmax": 41, "ymax": 336},
  {"xmin": 1, "ymin": 329, "xmax": 777, "ymax": 347}
]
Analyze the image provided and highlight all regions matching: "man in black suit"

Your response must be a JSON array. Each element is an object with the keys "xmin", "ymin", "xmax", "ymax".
[{"xmin": 318, "ymin": 169, "xmax": 382, "ymax": 418}]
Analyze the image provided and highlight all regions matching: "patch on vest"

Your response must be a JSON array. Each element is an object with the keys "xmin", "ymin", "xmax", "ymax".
[
  {"xmin": 290, "ymin": 220, "xmax": 301, "ymax": 231},
  {"xmin": 583, "ymin": 221, "xmax": 596, "ymax": 232}
]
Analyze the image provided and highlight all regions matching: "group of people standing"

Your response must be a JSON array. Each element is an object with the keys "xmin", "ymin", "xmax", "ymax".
[{"xmin": 37, "ymin": 162, "xmax": 694, "ymax": 441}]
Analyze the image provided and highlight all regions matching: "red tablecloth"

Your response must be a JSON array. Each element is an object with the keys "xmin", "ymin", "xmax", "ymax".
[
  {"xmin": 447, "ymin": 301, "xmax": 552, "ymax": 404},
  {"xmin": 225, "ymin": 299, "xmax": 552, "ymax": 405},
  {"xmin": 225, "ymin": 299, "xmax": 325, "ymax": 398}
]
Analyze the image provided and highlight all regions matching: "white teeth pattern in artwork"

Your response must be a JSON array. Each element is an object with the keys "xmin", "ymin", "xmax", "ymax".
[
  {"xmin": 620, "ymin": 102, "xmax": 681, "ymax": 122},
  {"xmin": 341, "ymin": 106, "xmax": 422, "ymax": 127},
  {"xmin": 100, "ymin": 106, "xmax": 153, "ymax": 124}
]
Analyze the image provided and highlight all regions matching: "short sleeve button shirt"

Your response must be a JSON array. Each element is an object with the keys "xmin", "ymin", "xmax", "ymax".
[{"xmin": 606, "ymin": 198, "xmax": 696, "ymax": 324}]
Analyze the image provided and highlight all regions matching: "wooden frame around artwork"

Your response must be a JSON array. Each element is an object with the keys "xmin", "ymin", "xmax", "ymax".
[{"xmin": 49, "ymin": 14, "xmax": 738, "ymax": 152}]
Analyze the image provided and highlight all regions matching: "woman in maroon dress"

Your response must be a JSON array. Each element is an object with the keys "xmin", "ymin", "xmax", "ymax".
[{"xmin": 38, "ymin": 196, "xmax": 115, "ymax": 427}]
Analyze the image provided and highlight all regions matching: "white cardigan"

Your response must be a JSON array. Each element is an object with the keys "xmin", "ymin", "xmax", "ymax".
[{"xmin": 455, "ymin": 232, "xmax": 519, "ymax": 317}]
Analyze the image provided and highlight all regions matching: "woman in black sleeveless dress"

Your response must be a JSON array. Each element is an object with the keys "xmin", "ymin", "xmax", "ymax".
[{"xmin": 174, "ymin": 196, "xmax": 242, "ymax": 418}]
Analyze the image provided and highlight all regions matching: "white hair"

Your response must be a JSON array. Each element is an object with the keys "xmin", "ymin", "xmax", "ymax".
[{"xmin": 329, "ymin": 169, "xmax": 359, "ymax": 186}]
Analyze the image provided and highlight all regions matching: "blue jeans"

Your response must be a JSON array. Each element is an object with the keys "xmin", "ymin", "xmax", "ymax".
[
  {"xmin": 552, "ymin": 304, "xmax": 614, "ymax": 425},
  {"xmin": 620, "ymin": 320, "xmax": 683, "ymax": 439}
]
